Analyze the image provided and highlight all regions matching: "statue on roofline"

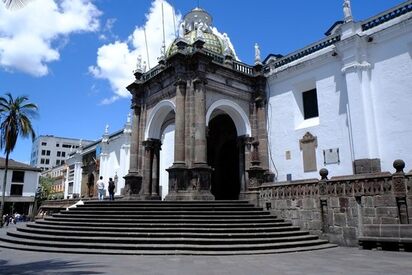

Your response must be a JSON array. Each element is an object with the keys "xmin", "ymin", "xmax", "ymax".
[
  {"xmin": 343, "ymin": 0, "xmax": 353, "ymax": 22},
  {"xmin": 254, "ymin": 43, "xmax": 261, "ymax": 65}
]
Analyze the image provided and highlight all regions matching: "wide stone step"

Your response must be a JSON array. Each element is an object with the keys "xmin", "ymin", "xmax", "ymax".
[
  {"xmin": 7, "ymin": 230, "xmax": 320, "ymax": 245},
  {"xmin": 0, "ymin": 232, "xmax": 330, "ymax": 252},
  {"xmin": 53, "ymin": 212, "xmax": 271, "ymax": 219},
  {"xmin": 44, "ymin": 216, "xmax": 283, "ymax": 223},
  {"xmin": 82, "ymin": 201, "xmax": 251, "ymax": 207},
  {"xmin": 16, "ymin": 226, "xmax": 310, "ymax": 239},
  {"xmin": 0, "ymin": 200, "xmax": 335, "ymax": 255},
  {"xmin": 0, "ymin": 238, "xmax": 337, "ymax": 255},
  {"xmin": 58, "ymin": 209, "xmax": 270, "ymax": 216},
  {"xmin": 64, "ymin": 207, "xmax": 265, "ymax": 213},
  {"xmin": 27, "ymin": 222, "xmax": 298, "ymax": 231}
]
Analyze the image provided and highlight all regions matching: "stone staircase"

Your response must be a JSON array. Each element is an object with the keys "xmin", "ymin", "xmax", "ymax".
[{"xmin": 0, "ymin": 200, "xmax": 336, "ymax": 255}]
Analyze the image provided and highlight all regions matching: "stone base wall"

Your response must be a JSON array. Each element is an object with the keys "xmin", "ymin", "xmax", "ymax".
[{"xmin": 255, "ymin": 160, "xmax": 412, "ymax": 246}]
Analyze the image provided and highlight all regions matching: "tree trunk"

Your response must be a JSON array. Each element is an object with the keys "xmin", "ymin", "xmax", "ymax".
[{"xmin": 0, "ymin": 151, "xmax": 9, "ymax": 227}]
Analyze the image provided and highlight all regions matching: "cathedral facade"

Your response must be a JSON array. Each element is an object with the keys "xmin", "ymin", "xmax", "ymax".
[{"xmin": 123, "ymin": 1, "xmax": 412, "ymax": 201}]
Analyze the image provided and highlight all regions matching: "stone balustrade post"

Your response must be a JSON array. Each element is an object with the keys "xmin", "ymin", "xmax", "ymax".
[{"xmin": 392, "ymin": 159, "xmax": 409, "ymax": 224}]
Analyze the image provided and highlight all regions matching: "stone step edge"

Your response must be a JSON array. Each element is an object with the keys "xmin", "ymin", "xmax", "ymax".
[
  {"xmin": 33, "ymin": 221, "xmax": 294, "ymax": 227},
  {"xmin": 0, "ymin": 241, "xmax": 337, "ymax": 255},
  {"xmin": 17, "ymin": 227, "xmax": 310, "ymax": 237},
  {"xmin": 8, "ymin": 231, "xmax": 318, "ymax": 243},
  {"xmin": 0, "ymin": 235, "xmax": 329, "ymax": 250}
]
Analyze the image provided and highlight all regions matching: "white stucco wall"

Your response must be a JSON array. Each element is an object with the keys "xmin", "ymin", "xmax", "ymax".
[
  {"xmin": 100, "ymin": 133, "xmax": 130, "ymax": 195},
  {"xmin": 368, "ymin": 32, "xmax": 412, "ymax": 172},
  {"xmin": 0, "ymin": 169, "xmax": 39, "ymax": 197},
  {"xmin": 267, "ymin": 59, "xmax": 353, "ymax": 181},
  {"xmin": 266, "ymin": 15, "xmax": 412, "ymax": 180},
  {"xmin": 160, "ymin": 124, "xmax": 175, "ymax": 200}
]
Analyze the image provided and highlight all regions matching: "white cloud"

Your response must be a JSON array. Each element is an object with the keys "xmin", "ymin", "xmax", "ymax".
[
  {"xmin": 89, "ymin": 0, "xmax": 181, "ymax": 104},
  {"xmin": 0, "ymin": 0, "xmax": 101, "ymax": 76}
]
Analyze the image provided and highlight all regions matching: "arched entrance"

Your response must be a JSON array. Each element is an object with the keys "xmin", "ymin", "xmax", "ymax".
[{"xmin": 207, "ymin": 114, "xmax": 240, "ymax": 200}]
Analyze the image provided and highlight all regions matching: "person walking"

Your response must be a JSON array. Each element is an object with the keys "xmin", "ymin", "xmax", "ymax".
[
  {"xmin": 108, "ymin": 177, "xmax": 115, "ymax": 201},
  {"xmin": 96, "ymin": 176, "xmax": 105, "ymax": 201}
]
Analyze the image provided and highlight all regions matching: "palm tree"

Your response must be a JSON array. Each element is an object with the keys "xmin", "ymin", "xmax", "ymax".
[
  {"xmin": 2, "ymin": 0, "xmax": 32, "ymax": 10},
  {"xmin": 0, "ymin": 93, "xmax": 37, "ymax": 226}
]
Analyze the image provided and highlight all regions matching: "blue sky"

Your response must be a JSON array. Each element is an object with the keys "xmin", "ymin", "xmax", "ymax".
[{"xmin": 0, "ymin": 0, "xmax": 406, "ymax": 164}]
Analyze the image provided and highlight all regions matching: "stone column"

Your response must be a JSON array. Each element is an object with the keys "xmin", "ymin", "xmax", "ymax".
[
  {"xmin": 193, "ymin": 77, "xmax": 207, "ymax": 165},
  {"xmin": 142, "ymin": 139, "xmax": 154, "ymax": 199},
  {"xmin": 151, "ymin": 139, "xmax": 161, "ymax": 199},
  {"xmin": 190, "ymin": 77, "xmax": 214, "ymax": 200},
  {"xmin": 123, "ymin": 102, "xmax": 143, "ymax": 199},
  {"xmin": 166, "ymin": 79, "xmax": 190, "ymax": 200},
  {"xmin": 174, "ymin": 79, "xmax": 186, "ymax": 166}
]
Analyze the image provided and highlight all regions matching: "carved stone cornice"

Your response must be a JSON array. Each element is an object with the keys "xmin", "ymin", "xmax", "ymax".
[{"xmin": 341, "ymin": 61, "xmax": 371, "ymax": 74}]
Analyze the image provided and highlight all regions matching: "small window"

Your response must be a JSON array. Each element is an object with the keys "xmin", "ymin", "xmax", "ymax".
[
  {"xmin": 56, "ymin": 160, "xmax": 60, "ymax": 165},
  {"xmin": 56, "ymin": 143, "xmax": 60, "ymax": 147},
  {"xmin": 10, "ymin": 184, "xmax": 23, "ymax": 196},
  {"xmin": 302, "ymin": 88, "xmax": 319, "ymax": 119},
  {"xmin": 11, "ymin": 171, "xmax": 25, "ymax": 183},
  {"xmin": 45, "ymin": 159, "xmax": 50, "ymax": 165},
  {"xmin": 41, "ymin": 142, "xmax": 47, "ymax": 146},
  {"xmin": 57, "ymin": 151, "xmax": 61, "ymax": 157},
  {"xmin": 40, "ymin": 158, "xmax": 45, "ymax": 164},
  {"xmin": 62, "ymin": 152, "xmax": 66, "ymax": 157},
  {"xmin": 46, "ymin": 150, "xmax": 51, "ymax": 156},
  {"xmin": 41, "ymin": 150, "xmax": 46, "ymax": 156},
  {"xmin": 61, "ymin": 160, "xmax": 65, "ymax": 165}
]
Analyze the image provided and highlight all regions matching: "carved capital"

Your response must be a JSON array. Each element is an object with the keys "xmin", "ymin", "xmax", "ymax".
[{"xmin": 174, "ymin": 78, "xmax": 187, "ymax": 87}]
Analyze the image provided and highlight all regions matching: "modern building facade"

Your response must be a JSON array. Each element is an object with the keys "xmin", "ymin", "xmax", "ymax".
[
  {"xmin": 122, "ymin": 1, "xmax": 412, "ymax": 202},
  {"xmin": 0, "ymin": 157, "xmax": 41, "ymax": 215},
  {"xmin": 30, "ymin": 135, "xmax": 93, "ymax": 171}
]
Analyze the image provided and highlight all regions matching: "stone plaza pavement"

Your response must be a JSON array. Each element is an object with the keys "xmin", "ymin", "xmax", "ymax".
[{"xmin": 0, "ymin": 224, "xmax": 411, "ymax": 275}]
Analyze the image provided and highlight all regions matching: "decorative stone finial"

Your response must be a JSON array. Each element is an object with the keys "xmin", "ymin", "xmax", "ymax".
[
  {"xmin": 135, "ymin": 54, "xmax": 142, "ymax": 73},
  {"xmin": 254, "ymin": 43, "xmax": 262, "ymax": 65},
  {"xmin": 319, "ymin": 168, "xmax": 329, "ymax": 180},
  {"xmin": 393, "ymin": 159, "xmax": 405, "ymax": 173},
  {"xmin": 343, "ymin": 0, "xmax": 353, "ymax": 23},
  {"xmin": 104, "ymin": 124, "xmax": 109, "ymax": 135}
]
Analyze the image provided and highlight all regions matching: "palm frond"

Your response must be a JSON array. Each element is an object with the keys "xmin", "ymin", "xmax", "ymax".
[
  {"xmin": 2, "ymin": 0, "xmax": 32, "ymax": 10},
  {"xmin": 0, "ymin": 93, "xmax": 38, "ymax": 154}
]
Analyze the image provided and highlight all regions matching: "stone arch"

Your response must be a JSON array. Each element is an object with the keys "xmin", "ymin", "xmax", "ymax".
[
  {"xmin": 145, "ymin": 100, "xmax": 176, "ymax": 140},
  {"xmin": 206, "ymin": 99, "xmax": 251, "ymax": 136}
]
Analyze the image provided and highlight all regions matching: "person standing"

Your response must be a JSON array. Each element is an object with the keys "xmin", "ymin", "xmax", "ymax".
[
  {"xmin": 108, "ymin": 177, "xmax": 115, "ymax": 201},
  {"xmin": 96, "ymin": 176, "xmax": 105, "ymax": 201}
]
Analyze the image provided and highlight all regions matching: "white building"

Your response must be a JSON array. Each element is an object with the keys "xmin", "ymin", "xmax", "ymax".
[
  {"xmin": 0, "ymin": 157, "xmax": 41, "ymax": 215},
  {"xmin": 264, "ymin": 1, "xmax": 412, "ymax": 181},
  {"xmin": 30, "ymin": 135, "xmax": 93, "ymax": 171},
  {"xmin": 64, "ymin": 115, "xmax": 132, "ymax": 199}
]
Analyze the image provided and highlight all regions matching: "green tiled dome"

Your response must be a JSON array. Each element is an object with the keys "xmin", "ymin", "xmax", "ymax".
[{"xmin": 167, "ymin": 30, "xmax": 229, "ymax": 57}]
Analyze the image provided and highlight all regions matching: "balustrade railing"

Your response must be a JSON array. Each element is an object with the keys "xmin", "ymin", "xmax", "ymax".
[
  {"xmin": 361, "ymin": 1, "xmax": 412, "ymax": 31},
  {"xmin": 270, "ymin": 34, "xmax": 340, "ymax": 70}
]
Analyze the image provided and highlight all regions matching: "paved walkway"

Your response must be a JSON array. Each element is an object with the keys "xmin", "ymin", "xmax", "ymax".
[{"xmin": 0, "ymin": 224, "xmax": 411, "ymax": 275}]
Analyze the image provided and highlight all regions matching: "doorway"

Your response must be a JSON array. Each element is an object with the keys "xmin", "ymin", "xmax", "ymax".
[{"xmin": 207, "ymin": 114, "xmax": 240, "ymax": 200}]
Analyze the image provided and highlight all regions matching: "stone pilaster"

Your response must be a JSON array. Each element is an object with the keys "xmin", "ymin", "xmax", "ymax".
[{"xmin": 123, "ymin": 100, "xmax": 143, "ymax": 199}]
